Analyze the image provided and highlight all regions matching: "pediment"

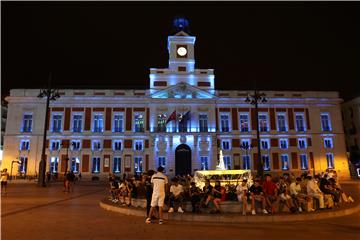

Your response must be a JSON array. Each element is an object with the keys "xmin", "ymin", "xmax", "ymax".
[{"xmin": 151, "ymin": 82, "xmax": 216, "ymax": 99}]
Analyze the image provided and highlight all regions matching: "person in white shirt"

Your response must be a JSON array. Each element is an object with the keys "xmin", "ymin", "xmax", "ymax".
[
  {"xmin": 168, "ymin": 178, "xmax": 184, "ymax": 213},
  {"xmin": 1, "ymin": 168, "xmax": 10, "ymax": 195},
  {"xmin": 290, "ymin": 177, "xmax": 312, "ymax": 212},
  {"xmin": 236, "ymin": 179, "xmax": 249, "ymax": 216},
  {"xmin": 306, "ymin": 176, "xmax": 325, "ymax": 209},
  {"xmin": 145, "ymin": 166, "xmax": 168, "ymax": 225}
]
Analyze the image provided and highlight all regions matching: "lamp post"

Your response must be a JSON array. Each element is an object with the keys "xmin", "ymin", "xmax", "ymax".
[
  {"xmin": 245, "ymin": 89, "xmax": 267, "ymax": 179},
  {"xmin": 37, "ymin": 73, "xmax": 60, "ymax": 187},
  {"xmin": 10, "ymin": 160, "xmax": 22, "ymax": 180},
  {"xmin": 240, "ymin": 142, "xmax": 253, "ymax": 170}
]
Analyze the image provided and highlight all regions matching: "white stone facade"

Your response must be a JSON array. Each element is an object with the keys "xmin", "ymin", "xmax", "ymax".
[{"xmin": 2, "ymin": 30, "xmax": 351, "ymax": 180}]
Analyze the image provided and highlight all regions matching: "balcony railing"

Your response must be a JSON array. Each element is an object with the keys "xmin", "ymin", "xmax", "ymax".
[{"xmin": 149, "ymin": 127, "xmax": 216, "ymax": 133}]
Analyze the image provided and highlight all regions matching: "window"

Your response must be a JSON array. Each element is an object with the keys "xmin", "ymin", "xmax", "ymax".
[
  {"xmin": 134, "ymin": 156, "xmax": 143, "ymax": 173},
  {"xmin": 261, "ymin": 139, "xmax": 270, "ymax": 150},
  {"xmin": 240, "ymin": 139, "xmax": 251, "ymax": 149},
  {"xmin": 18, "ymin": 156, "xmax": 28, "ymax": 173},
  {"xmin": 258, "ymin": 114, "xmax": 268, "ymax": 132},
  {"xmin": 113, "ymin": 114, "xmax": 124, "ymax": 132},
  {"xmin": 239, "ymin": 114, "xmax": 250, "ymax": 132},
  {"xmin": 113, "ymin": 157, "xmax": 121, "ymax": 173},
  {"xmin": 326, "ymin": 153, "xmax": 334, "ymax": 169},
  {"xmin": 71, "ymin": 157, "xmax": 80, "ymax": 173},
  {"xmin": 71, "ymin": 140, "xmax": 81, "ymax": 151},
  {"xmin": 134, "ymin": 140, "xmax": 143, "ymax": 151},
  {"xmin": 92, "ymin": 157, "xmax": 101, "ymax": 173},
  {"xmin": 300, "ymin": 154, "xmax": 308, "ymax": 170},
  {"xmin": 158, "ymin": 156, "xmax": 166, "ymax": 169},
  {"xmin": 157, "ymin": 114, "xmax": 167, "ymax": 132},
  {"xmin": 134, "ymin": 114, "xmax": 144, "ymax": 132},
  {"xmin": 281, "ymin": 154, "xmax": 289, "ymax": 170},
  {"xmin": 321, "ymin": 113, "xmax": 332, "ymax": 131},
  {"xmin": 295, "ymin": 114, "xmax": 306, "ymax": 132},
  {"xmin": 222, "ymin": 140, "xmax": 231, "ymax": 150},
  {"xmin": 279, "ymin": 139, "xmax": 288, "ymax": 149},
  {"xmin": 92, "ymin": 140, "xmax": 101, "ymax": 151},
  {"xmin": 263, "ymin": 155, "xmax": 270, "ymax": 171},
  {"xmin": 199, "ymin": 114, "xmax": 208, "ymax": 132},
  {"xmin": 93, "ymin": 114, "xmax": 103, "ymax": 133},
  {"xmin": 298, "ymin": 138, "xmax": 307, "ymax": 149},
  {"xmin": 20, "ymin": 140, "xmax": 30, "ymax": 151},
  {"xmin": 242, "ymin": 155, "xmax": 251, "ymax": 170},
  {"xmin": 113, "ymin": 140, "xmax": 122, "ymax": 151},
  {"xmin": 223, "ymin": 156, "xmax": 231, "ymax": 170},
  {"xmin": 50, "ymin": 157, "xmax": 59, "ymax": 173},
  {"xmin": 324, "ymin": 138, "xmax": 333, "ymax": 149},
  {"xmin": 72, "ymin": 114, "xmax": 83, "ymax": 133},
  {"xmin": 220, "ymin": 114, "xmax": 230, "ymax": 132},
  {"xmin": 22, "ymin": 114, "xmax": 33, "ymax": 132},
  {"xmin": 277, "ymin": 113, "xmax": 287, "ymax": 132},
  {"xmin": 52, "ymin": 114, "xmax": 62, "ymax": 132},
  {"xmin": 200, "ymin": 156, "xmax": 209, "ymax": 170},
  {"xmin": 50, "ymin": 140, "xmax": 61, "ymax": 151}
]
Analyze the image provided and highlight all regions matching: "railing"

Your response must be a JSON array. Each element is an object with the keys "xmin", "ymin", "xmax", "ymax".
[{"xmin": 149, "ymin": 127, "xmax": 217, "ymax": 133}]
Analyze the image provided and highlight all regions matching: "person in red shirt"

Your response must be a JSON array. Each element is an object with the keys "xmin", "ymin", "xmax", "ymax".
[{"xmin": 262, "ymin": 174, "xmax": 279, "ymax": 213}]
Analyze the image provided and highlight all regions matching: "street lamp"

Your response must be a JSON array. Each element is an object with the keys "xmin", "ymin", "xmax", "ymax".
[
  {"xmin": 10, "ymin": 159, "xmax": 22, "ymax": 180},
  {"xmin": 245, "ymin": 89, "xmax": 267, "ymax": 178},
  {"xmin": 37, "ymin": 73, "xmax": 60, "ymax": 187}
]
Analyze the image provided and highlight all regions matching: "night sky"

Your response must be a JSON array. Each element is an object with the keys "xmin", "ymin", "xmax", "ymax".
[{"xmin": 2, "ymin": 2, "xmax": 360, "ymax": 100}]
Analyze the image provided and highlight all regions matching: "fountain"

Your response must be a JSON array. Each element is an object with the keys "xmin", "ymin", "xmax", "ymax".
[{"xmin": 216, "ymin": 149, "xmax": 226, "ymax": 170}]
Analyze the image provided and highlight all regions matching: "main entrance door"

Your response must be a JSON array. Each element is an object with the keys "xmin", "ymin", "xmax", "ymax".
[{"xmin": 175, "ymin": 144, "xmax": 191, "ymax": 176}]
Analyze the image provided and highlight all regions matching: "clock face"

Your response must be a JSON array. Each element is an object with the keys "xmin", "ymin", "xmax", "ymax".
[{"xmin": 177, "ymin": 47, "xmax": 187, "ymax": 56}]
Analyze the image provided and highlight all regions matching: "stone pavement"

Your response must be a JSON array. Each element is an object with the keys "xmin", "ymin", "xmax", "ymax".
[{"xmin": 1, "ymin": 181, "xmax": 360, "ymax": 240}]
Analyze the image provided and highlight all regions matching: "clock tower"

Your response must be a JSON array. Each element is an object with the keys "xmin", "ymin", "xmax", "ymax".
[{"xmin": 167, "ymin": 18, "xmax": 196, "ymax": 73}]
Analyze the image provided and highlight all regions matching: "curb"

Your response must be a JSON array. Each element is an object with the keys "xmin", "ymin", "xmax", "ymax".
[{"xmin": 99, "ymin": 200, "xmax": 360, "ymax": 223}]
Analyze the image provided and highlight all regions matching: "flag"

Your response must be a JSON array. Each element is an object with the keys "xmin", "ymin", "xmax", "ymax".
[
  {"xmin": 181, "ymin": 111, "xmax": 191, "ymax": 122},
  {"xmin": 166, "ymin": 111, "xmax": 176, "ymax": 124}
]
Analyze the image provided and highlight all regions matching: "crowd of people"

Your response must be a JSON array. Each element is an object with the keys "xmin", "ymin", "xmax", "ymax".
[{"xmin": 107, "ymin": 168, "xmax": 355, "ymax": 224}]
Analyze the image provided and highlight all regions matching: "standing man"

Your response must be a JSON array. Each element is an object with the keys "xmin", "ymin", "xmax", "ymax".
[
  {"xmin": 145, "ymin": 166, "xmax": 168, "ymax": 225},
  {"xmin": 1, "ymin": 168, "xmax": 10, "ymax": 195}
]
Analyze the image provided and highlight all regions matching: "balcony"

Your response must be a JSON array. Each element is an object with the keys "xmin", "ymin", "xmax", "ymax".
[{"xmin": 149, "ymin": 127, "xmax": 216, "ymax": 133}]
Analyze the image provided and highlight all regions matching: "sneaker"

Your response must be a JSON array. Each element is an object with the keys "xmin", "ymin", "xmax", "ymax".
[
  {"xmin": 262, "ymin": 209, "xmax": 268, "ymax": 214},
  {"xmin": 177, "ymin": 207, "xmax": 184, "ymax": 213},
  {"xmin": 298, "ymin": 207, "xmax": 302, "ymax": 213},
  {"xmin": 242, "ymin": 212, "xmax": 246, "ymax": 216},
  {"xmin": 308, "ymin": 208, "xmax": 316, "ymax": 212},
  {"xmin": 168, "ymin": 207, "xmax": 174, "ymax": 213},
  {"xmin": 348, "ymin": 196, "xmax": 355, "ymax": 203},
  {"xmin": 158, "ymin": 219, "xmax": 164, "ymax": 225},
  {"xmin": 251, "ymin": 210, "xmax": 256, "ymax": 215},
  {"xmin": 145, "ymin": 218, "xmax": 152, "ymax": 224}
]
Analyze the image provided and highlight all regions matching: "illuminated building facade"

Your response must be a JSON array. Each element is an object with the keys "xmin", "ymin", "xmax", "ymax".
[
  {"xmin": 342, "ymin": 96, "xmax": 360, "ymax": 178},
  {"xmin": 2, "ymin": 28, "xmax": 351, "ymax": 179}
]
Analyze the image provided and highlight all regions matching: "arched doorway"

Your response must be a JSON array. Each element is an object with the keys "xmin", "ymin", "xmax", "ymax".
[{"xmin": 175, "ymin": 144, "xmax": 191, "ymax": 176}]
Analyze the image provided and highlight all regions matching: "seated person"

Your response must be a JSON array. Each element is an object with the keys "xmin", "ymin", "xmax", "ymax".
[
  {"xmin": 168, "ymin": 178, "xmax": 184, "ymax": 213},
  {"xmin": 236, "ymin": 179, "xmax": 249, "ymax": 216},
  {"xmin": 319, "ymin": 175, "xmax": 340, "ymax": 207},
  {"xmin": 207, "ymin": 180, "xmax": 222, "ymax": 214},
  {"xmin": 249, "ymin": 179, "xmax": 269, "ymax": 215},
  {"xmin": 328, "ymin": 178, "xmax": 354, "ymax": 204},
  {"xmin": 306, "ymin": 176, "xmax": 325, "ymax": 210},
  {"xmin": 290, "ymin": 177, "xmax": 312, "ymax": 212},
  {"xmin": 277, "ymin": 177, "xmax": 296, "ymax": 213},
  {"xmin": 202, "ymin": 179, "xmax": 213, "ymax": 206},
  {"xmin": 189, "ymin": 182, "xmax": 202, "ymax": 213},
  {"xmin": 119, "ymin": 179, "xmax": 132, "ymax": 206},
  {"xmin": 262, "ymin": 174, "xmax": 279, "ymax": 213},
  {"xmin": 109, "ymin": 177, "xmax": 120, "ymax": 203}
]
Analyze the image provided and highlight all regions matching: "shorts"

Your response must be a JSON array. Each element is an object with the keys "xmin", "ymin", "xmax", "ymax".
[
  {"xmin": 151, "ymin": 193, "xmax": 165, "ymax": 207},
  {"xmin": 1, "ymin": 181, "xmax": 7, "ymax": 187},
  {"xmin": 237, "ymin": 194, "xmax": 247, "ymax": 202},
  {"xmin": 121, "ymin": 191, "xmax": 128, "ymax": 196},
  {"xmin": 280, "ymin": 193, "xmax": 291, "ymax": 201}
]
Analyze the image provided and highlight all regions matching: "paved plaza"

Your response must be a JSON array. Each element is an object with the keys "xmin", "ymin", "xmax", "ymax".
[{"xmin": 1, "ymin": 181, "xmax": 360, "ymax": 240}]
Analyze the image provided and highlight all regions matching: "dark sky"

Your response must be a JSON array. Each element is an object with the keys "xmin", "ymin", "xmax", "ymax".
[{"xmin": 2, "ymin": 1, "xmax": 360, "ymax": 100}]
